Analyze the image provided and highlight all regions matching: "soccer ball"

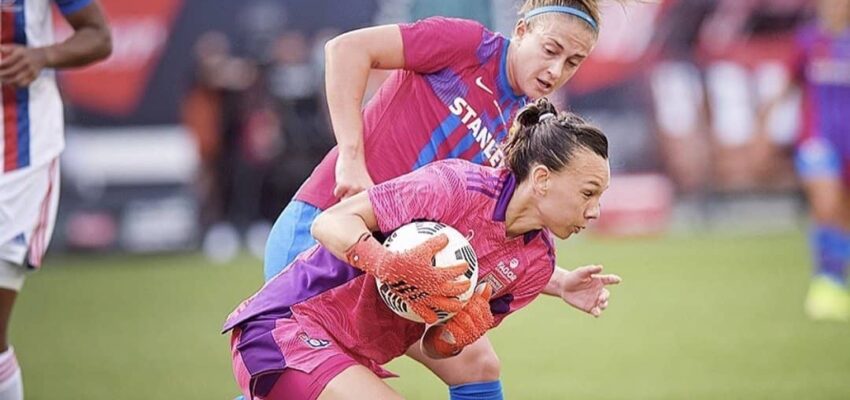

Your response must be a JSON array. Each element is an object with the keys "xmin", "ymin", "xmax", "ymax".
[{"xmin": 377, "ymin": 221, "xmax": 478, "ymax": 324}]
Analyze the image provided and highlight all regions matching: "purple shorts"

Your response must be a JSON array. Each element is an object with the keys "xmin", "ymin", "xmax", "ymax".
[{"xmin": 231, "ymin": 318, "xmax": 359, "ymax": 400}]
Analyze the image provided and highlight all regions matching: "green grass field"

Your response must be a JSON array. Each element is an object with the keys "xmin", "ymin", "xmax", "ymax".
[{"xmin": 13, "ymin": 229, "xmax": 850, "ymax": 399}]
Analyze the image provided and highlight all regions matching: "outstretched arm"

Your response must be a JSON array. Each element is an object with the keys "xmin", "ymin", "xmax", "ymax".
[
  {"xmin": 543, "ymin": 265, "xmax": 621, "ymax": 317},
  {"xmin": 0, "ymin": 1, "xmax": 111, "ymax": 87}
]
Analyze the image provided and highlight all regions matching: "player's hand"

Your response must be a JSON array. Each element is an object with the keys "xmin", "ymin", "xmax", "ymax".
[
  {"xmin": 424, "ymin": 284, "xmax": 494, "ymax": 358},
  {"xmin": 560, "ymin": 265, "xmax": 621, "ymax": 317},
  {"xmin": 334, "ymin": 154, "xmax": 374, "ymax": 199},
  {"xmin": 0, "ymin": 45, "xmax": 47, "ymax": 88},
  {"xmin": 345, "ymin": 233, "xmax": 471, "ymax": 324}
]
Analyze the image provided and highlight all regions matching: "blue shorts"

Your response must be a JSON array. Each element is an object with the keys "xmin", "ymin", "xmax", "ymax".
[
  {"xmin": 795, "ymin": 137, "xmax": 849, "ymax": 184},
  {"xmin": 264, "ymin": 200, "xmax": 322, "ymax": 281}
]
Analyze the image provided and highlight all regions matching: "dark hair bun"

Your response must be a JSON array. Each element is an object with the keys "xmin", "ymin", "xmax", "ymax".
[{"xmin": 515, "ymin": 97, "xmax": 557, "ymax": 128}]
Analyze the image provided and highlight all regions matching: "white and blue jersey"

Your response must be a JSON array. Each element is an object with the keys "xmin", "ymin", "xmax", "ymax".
[{"xmin": 0, "ymin": 0, "xmax": 92, "ymax": 173}]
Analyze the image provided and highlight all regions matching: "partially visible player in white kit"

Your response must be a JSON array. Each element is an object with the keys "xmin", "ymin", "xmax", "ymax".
[{"xmin": 0, "ymin": 0, "xmax": 110, "ymax": 398}]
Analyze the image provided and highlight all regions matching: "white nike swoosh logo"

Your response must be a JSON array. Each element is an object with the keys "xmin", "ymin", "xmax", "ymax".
[{"xmin": 475, "ymin": 76, "xmax": 494, "ymax": 95}]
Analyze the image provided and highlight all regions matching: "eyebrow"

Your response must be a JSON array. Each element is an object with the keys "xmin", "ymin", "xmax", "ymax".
[
  {"xmin": 564, "ymin": 36, "xmax": 590, "ymax": 58},
  {"xmin": 544, "ymin": 36, "xmax": 565, "ymax": 51}
]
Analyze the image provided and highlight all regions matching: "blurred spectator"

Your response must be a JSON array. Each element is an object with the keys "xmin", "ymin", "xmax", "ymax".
[
  {"xmin": 648, "ymin": 0, "xmax": 715, "ymax": 195},
  {"xmin": 696, "ymin": 0, "xmax": 808, "ymax": 192},
  {"xmin": 182, "ymin": 31, "xmax": 261, "ymax": 262},
  {"xmin": 644, "ymin": 0, "xmax": 808, "ymax": 198},
  {"xmin": 265, "ymin": 30, "xmax": 335, "ymax": 219}
]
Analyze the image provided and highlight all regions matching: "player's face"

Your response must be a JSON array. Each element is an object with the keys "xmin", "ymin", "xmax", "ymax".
[
  {"xmin": 534, "ymin": 148, "xmax": 609, "ymax": 240},
  {"xmin": 509, "ymin": 15, "xmax": 597, "ymax": 99}
]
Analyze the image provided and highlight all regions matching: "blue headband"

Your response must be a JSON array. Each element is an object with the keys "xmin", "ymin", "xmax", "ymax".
[{"xmin": 523, "ymin": 5, "xmax": 598, "ymax": 31}]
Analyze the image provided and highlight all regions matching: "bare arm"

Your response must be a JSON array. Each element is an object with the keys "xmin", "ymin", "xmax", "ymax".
[
  {"xmin": 324, "ymin": 25, "xmax": 404, "ymax": 199},
  {"xmin": 44, "ymin": 1, "xmax": 113, "ymax": 68},
  {"xmin": 543, "ymin": 266, "xmax": 570, "ymax": 296},
  {"xmin": 544, "ymin": 265, "xmax": 621, "ymax": 317},
  {"xmin": 310, "ymin": 191, "xmax": 379, "ymax": 260},
  {"xmin": 0, "ymin": 1, "xmax": 111, "ymax": 87}
]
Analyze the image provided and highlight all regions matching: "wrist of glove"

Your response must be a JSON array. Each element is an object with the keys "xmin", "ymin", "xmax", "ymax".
[
  {"xmin": 344, "ymin": 232, "xmax": 471, "ymax": 324},
  {"xmin": 425, "ymin": 284, "xmax": 494, "ymax": 357}
]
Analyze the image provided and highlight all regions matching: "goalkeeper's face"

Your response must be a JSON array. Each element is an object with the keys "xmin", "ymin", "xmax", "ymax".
[{"xmin": 534, "ymin": 148, "xmax": 609, "ymax": 240}]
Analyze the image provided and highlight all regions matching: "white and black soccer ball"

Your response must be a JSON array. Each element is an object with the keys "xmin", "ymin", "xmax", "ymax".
[{"xmin": 377, "ymin": 221, "xmax": 478, "ymax": 324}]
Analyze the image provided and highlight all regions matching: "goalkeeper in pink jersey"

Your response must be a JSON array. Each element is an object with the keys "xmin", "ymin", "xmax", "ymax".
[
  {"xmin": 261, "ymin": 1, "xmax": 626, "ymax": 398},
  {"xmin": 226, "ymin": 98, "xmax": 617, "ymax": 399}
]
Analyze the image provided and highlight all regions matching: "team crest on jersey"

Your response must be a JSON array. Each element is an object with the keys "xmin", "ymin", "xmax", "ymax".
[
  {"xmin": 298, "ymin": 332, "xmax": 331, "ymax": 349},
  {"xmin": 479, "ymin": 273, "xmax": 505, "ymax": 294}
]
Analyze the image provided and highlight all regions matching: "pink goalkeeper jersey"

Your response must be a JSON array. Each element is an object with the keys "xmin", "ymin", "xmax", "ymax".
[
  {"xmin": 223, "ymin": 159, "xmax": 555, "ymax": 377},
  {"xmin": 294, "ymin": 17, "xmax": 529, "ymax": 210}
]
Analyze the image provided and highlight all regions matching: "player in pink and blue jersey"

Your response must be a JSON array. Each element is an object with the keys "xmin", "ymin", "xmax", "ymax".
[
  {"xmin": 261, "ymin": 2, "xmax": 623, "ymax": 398},
  {"xmin": 227, "ymin": 99, "xmax": 614, "ymax": 399},
  {"xmin": 788, "ymin": 0, "xmax": 850, "ymax": 320},
  {"xmin": 267, "ymin": 6, "xmax": 601, "ymax": 277},
  {"xmin": 0, "ymin": 1, "xmax": 111, "ymax": 399}
]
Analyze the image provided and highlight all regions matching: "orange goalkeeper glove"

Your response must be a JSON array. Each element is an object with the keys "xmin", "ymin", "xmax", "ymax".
[
  {"xmin": 424, "ymin": 283, "xmax": 494, "ymax": 357},
  {"xmin": 345, "ymin": 232, "xmax": 471, "ymax": 324}
]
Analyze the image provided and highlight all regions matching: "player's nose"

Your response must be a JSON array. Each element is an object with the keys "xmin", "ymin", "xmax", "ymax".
[
  {"xmin": 547, "ymin": 60, "xmax": 563, "ymax": 81},
  {"xmin": 585, "ymin": 202, "xmax": 601, "ymax": 220}
]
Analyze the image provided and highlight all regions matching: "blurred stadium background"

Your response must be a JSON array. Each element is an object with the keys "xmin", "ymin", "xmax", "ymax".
[{"xmin": 14, "ymin": 0, "xmax": 850, "ymax": 398}]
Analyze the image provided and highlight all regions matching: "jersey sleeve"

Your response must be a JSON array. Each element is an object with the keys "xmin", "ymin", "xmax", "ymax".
[
  {"xmin": 489, "ymin": 236, "xmax": 556, "ymax": 327},
  {"xmin": 368, "ymin": 161, "xmax": 470, "ymax": 234},
  {"xmin": 53, "ymin": 0, "xmax": 93, "ymax": 15},
  {"xmin": 399, "ymin": 16, "xmax": 485, "ymax": 74}
]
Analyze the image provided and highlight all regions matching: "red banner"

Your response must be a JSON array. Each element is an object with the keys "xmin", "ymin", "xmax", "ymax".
[{"xmin": 55, "ymin": 0, "xmax": 184, "ymax": 116}]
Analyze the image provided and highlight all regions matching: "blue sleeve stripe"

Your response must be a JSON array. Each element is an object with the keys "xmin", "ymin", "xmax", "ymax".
[{"xmin": 55, "ymin": 0, "xmax": 94, "ymax": 16}]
